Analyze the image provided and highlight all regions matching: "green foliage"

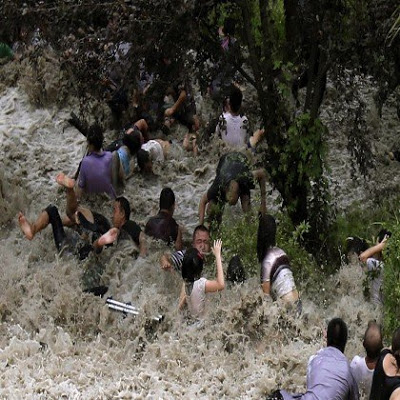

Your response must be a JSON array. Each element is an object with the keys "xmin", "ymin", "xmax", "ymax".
[
  {"xmin": 383, "ymin": 218, "xmax": 400, "ymax": 338},
  {"xmin": 214, "ymin": 210, "xmax": 319, "ymax": 289}
]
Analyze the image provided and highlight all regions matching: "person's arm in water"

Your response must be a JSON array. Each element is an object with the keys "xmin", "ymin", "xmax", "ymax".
[
  {"xmin": 252, "ymin": 168, "xmax": 267, "ymax": 216},
  {"xmin": 262, "ymin": 280, "xmax": 271, "ymax": 296},
  {"xmin": 359, "ymin": 235, "xmax": 388, "ymax": 263},
  {"xmin": 138, "ymin": 231, "xmax": 147, "ymax": 257},
  {"xmin": 199, "ymin": 192, "xmax": 209, "ymax": 225},
  {"xmin": 205, "ymin": 239, "xmax": 225, "ymax": 293},
  {"xmin": 178, "ymin": 283, "xmax": 187, "ymax": 310},
  {"xmin": 175, "ymin": 225, "xmax": 183, "ymax": 251},
  {"xmin": 160, "ymin": 253, "xmax": 173, "ymax": 271},
  {"xmin": 249, "ymin": 129, "xmax": 265, "ymax": 148},
  {"xmin": 165, "ymin": 89, "xmax": 187, "ymax": 117}
]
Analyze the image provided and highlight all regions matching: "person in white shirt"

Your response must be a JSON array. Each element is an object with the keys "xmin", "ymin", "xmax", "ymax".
[
  {"xmin": 350, "ymin": 321, "xmax": 383, "ymax": 397},
  {"xmin": 215, "ymin": 87, "xmax": 264, "ymax": 149}
]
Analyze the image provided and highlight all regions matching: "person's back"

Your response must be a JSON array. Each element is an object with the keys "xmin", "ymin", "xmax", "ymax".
[
  {"xmin": 78, "ymin": 125, "xmax": 116, "ymax": 199},
  {"xmin": 217, "ymin": 112, "xmax": 250, "ymax": 148},
  {"xmin": 145, "ymin": 187, "xmax": 181, "ymax": 248}
]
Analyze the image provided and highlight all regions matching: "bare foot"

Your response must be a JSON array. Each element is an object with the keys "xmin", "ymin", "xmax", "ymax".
[
  {"xmin": 18, "ymin": 212, "xmax": 34, "ymax": 240},
  {"xmin": 56, "ymin": 172, "xmax": 75, "ymax": 189},
  {"xmin": 98, "ymin": 228, "xmax": 119, "ymax": 247}
]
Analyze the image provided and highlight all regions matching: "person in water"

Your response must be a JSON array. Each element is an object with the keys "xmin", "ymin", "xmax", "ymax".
[
  {"xmin": 198, "ymin": 152, "xmax": 267, "ymax": 226},
  {"xmin": 359, "ymin": 229, "xmax": 391, "ymax": 305},
  {"xmin": 89, "ymin": 195, "xmax": 147, "ymax": 257},
  {"xmin": 145, "ymin": 187, "xmax": 183, "ymax": 250},
  {"xmin": 369, "ymin": 326, "xmax": 400, "ymax": 400},
  {"xmin": 271, "ymin": 318, "xmax": 359, "ymax": 400},
  {"xmin": 77, "ymin": 124, "xmax": 116, "ymax": 199},
  {"xmin": 18, "ymin": 173, "xmax": 111, "ymax": 259},
  {"xmin": 258, "ymin": 214, "xmax": 300, "ymax": 306},
  {"xmin": 179, "ymin": 239, "xmax": 224, "ymax": 320},
  {"xmin": 160, "ymin": 224, "xmax": 210, "ymax": 273},
  {"xmin": 350, "ymin": 321, "xmax": 383, "ymax": 397}
]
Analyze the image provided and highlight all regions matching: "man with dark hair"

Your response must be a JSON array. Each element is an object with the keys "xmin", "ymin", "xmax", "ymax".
[
  {"xmin": 86, "ymin": 196, "xmax": 147, "ymax": 257},
  {"xmin": 215, "ymin": 87, "xmax": 264, "ymax": 149},
  {"xmin": 160, "ymin": 225, "xmax": 210, "ymax": 272},
  {"xmin": 350, "ymin": 321, "xmax": 383, "ymax": 397},
  {"xmin": 77, "ymin": 124, "xmax": 116, "ymax": 199},
  {"xmin": 199, "ymin": 152, "xmax": 267, "ymax": 226},
  {"xmin": 145, "ymin": 187, "xmax": 183, "ymax": 250},
  {"xmin": 272, "ymin": 317, "xmax": 359, "ymax": 400}
]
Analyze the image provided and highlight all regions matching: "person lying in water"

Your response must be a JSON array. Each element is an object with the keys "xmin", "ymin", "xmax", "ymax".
[
  {"xmin": 179, "ymin": 239, "xmax": 224, "ymax": 320},
  {"xmin": 257, "ymin": 214, "xmax": 300, "ymax": 308},
  {"xmin": 18, "ymin": 173, "xmax": 111, "ymax": 259}
]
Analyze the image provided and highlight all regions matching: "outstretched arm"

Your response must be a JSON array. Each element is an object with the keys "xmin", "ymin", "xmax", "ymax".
[
  {"xmin": 199, "ymin": 192, "xmax": 209, "ymax": 225},
  {"xmin": 252, "ymin": 168, "xmax": 267, "ymax": 216},
  {"xmin": 359, "ymin": 235, "xmax": 388, "ymax": 263},
  {"xmin": 165, "ymin": 89, "xmax": 187, "ymax": 117},
  {"xmin": 205, "ymin": 239, "xmax": 225, "ymax": 293}
]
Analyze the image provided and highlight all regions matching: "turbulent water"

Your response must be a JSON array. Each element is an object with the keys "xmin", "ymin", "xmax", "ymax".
[{"xmin": 0, "ymin": 62, "xmax": 398, "ymax": 399}]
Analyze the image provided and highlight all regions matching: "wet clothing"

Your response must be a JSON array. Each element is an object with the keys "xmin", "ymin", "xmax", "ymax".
[
  {"xmin": 260, "ymin": 247, "xmax": 297, "ymax": 300},
  {"xmin": 216, "ymin": 112, "xmax": 251, "ymax": 148},
  {"xmin": 186, "ymin": 277, "xmax": 207, "ymax": 319},
  {"xmin": 170, "ymin": 250, "xmax": 186, "ymax": 272},
  {"xmin": 350, "ymin": 355, "xmax": 374, "ymax": 397},
  {"xmin": 281, "ymin": 346, "xmax": 359, "ymax": 400},
  {"xmin": 370, "ymin": 349, "xmax": 400, "ymax": 400},
  {"xmin": 78, "ymin": 151, "xmax": 116, "ymax": 199},
  {"xmin": 145, "ymin": 211, "xmax": 179, "ymax": 246},
  {"xmin": 44, "ymin": 205, "xmax": 87, "ymax": 257},
  {"xmin": 119, "ymin": 220, "xmax": 142, "ymax": 246},
  {"xmin": 117, "ymin": 146, "xmax": 130, "ymax": 176},
  {"xmin": 207, "ymin": 152, "xmax": 254, "ymax": 205},
  {"xmin": 366, "ymin": 257, "xmax": 383, "ymax": 305},
  {"xmin": 142, "ymin": 140, "xmax": 164, "ymax": 162}
]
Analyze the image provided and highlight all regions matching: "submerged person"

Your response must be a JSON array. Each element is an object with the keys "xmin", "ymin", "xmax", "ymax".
[
  {"xmin": 350, "ymin": 321, "xmax": 383, "ymax": 398},
  {"xmin": 370, "ymin": 326, "xmax": 400, "ymax": 400},
  {"xmin": 18, "ymin": 173, "xmax": 111, "ymax": 259},
  {"xmin": 271, "ymin": 318, "xmax": 359, "ymax": 400},
  {"xmin": 359, "ymin": 229, "xmax": 390, "ymax": 305},
  {"xmin": 179, "ymin": 239, "xmax": 224, "ymax": 320},
  {"xmin": 258, "ymin": 214, "xmax": 300, "ymax": 307},
  {"xmin": 160, "ymin": 225, "xmax": 210, "ymax": 273},
  {"xmin": 198, "ymin": 152, "xmax": 267, "ymax": 226},
  {"xmin": 145, "ymin": 187, "xmax": 183, "ymax": 250}
]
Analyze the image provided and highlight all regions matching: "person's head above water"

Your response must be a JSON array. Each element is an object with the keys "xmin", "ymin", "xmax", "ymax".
[
  {"xmin": 327, "ymin": 317, "xmax": 348, "ymax": 353},
  {"xmin": 257, "ymin": 214, "xmax": 277, "ymax": 262},
  {"xmin": 192, "ymin": 225, "xmax": 210, "ymax": 254},
  {"xmin": 122, "ymin": 132, "xmax": 141, "ymax": 156},
  {"xmin": 181, "ymin": 247, "xmax": 204, "ymax": 283},
  {"xmin": 113, "ymin": 196, "xmax": 130, "ymax": 228},
  {"xmin": 159, "ymin": 187, "xmax": 175, "ymax": 213},
  {"xmin": 229, "ymin": 87, "xmax": 243, "ymax": 114},
  {"xmin": 137, "ymin": 149, "xmax": 153, "ymax": 173},
  {"xmin": 363, "ymin": 321, "xmax": 383, "ymax": 360},
  {"xmin": 87, "ymin": 124, "xmax": 104, "ymax": 152}
]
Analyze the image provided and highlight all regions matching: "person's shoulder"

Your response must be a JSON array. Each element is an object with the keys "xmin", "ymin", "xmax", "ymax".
[{"xmin": 350, "ymin": 355, "xmax": 365, "ymax": 368}]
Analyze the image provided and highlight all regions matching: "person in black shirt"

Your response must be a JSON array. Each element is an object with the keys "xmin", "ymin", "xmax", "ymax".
[{"xmin": 198, "ymin": 152, "xmax": 267, "ymax": 225}]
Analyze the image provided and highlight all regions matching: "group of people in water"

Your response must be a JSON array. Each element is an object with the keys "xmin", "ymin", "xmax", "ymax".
[{"xmin": 11, "ymin": 16, "xmax": 400, "ymax": 400}]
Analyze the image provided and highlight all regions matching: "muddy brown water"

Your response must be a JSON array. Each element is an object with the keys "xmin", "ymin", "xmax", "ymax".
[{"xmin": 1, "ymin": 66, "xmax": 399, "ymax": 398}]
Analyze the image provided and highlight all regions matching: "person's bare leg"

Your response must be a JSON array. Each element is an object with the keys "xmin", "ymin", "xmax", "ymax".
[
  {"xmin": 56, "ymin": 173, "xmax": 78, "ymax": 222},
  {"xmin": 240, "ymin": 194, "xmax": 251, "ymax": 213},
  {"xmin": 18, "ymin": 210, "xmax": 49, "ymax": 240}
]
